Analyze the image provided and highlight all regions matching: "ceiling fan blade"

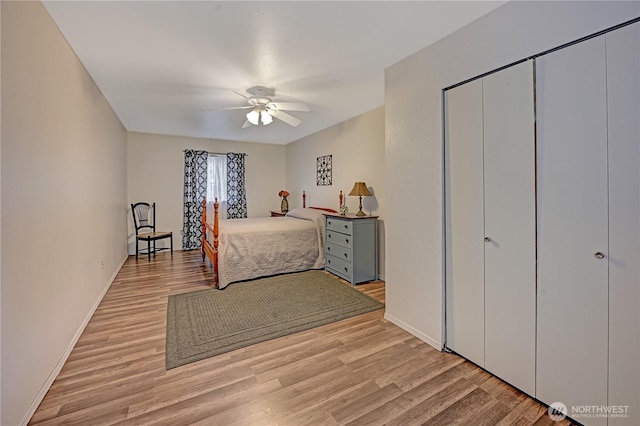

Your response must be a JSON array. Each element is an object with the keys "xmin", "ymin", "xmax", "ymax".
[
  {"xmin": 271, "ymin": 110, "xmax": 302, "ymax": 127},
  {"xmin": 242, "ymin": 120, "xmax": 252, "ymax": 129},
  {"xmin": 267, "ymin": 102, "xmax": 310, "ymax": 112},
  {"xmin": 204, "ymin": 105, "xmax": 252, "ymax": 112},
  {"xmin": 233, "ymin": 90, "xmax": 251, "ymax": 99}
]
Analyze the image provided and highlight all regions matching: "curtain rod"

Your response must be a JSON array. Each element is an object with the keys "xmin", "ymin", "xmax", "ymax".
[{"xmin": 182, "ymin": 150, "xmax": 247, "ymax": 156}]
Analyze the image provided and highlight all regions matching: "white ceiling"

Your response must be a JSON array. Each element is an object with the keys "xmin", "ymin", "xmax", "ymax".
[{"xmin": 43, "ymin": 1, "xmax": 505, "ymax": 145}]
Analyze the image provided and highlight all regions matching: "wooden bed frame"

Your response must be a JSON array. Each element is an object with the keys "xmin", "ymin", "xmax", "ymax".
[
  {"xmin": 201, "ymin": 191, "xmax": 341, "ymax": 287},
  {"xmin": 201, "ymin": 197, "xmax": 219, "ymax": 284}
]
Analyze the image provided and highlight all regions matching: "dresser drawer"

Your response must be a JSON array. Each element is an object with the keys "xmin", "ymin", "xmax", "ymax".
[
  {"xmin": 326, "ymin": 217, "xmax": 352, "ymax": 235},
  {"xmin": 326, "ymin": 255, "xmax": 352, "ymax": 281},
  {"xmin": 326, "ymin": 242, "xmax": 352, "ymax": 262},
  {"xmin": 326, "ymin": 230, "xmax": 353, "ymax": 248}
]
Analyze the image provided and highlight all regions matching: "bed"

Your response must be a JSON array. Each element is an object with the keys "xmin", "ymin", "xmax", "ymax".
[{"xmin": 201, "ymin": 192, "xmax": 339, "ymax": 289}]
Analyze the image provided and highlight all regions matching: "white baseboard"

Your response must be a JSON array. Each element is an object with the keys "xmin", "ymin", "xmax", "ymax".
[
  {"xmin": 383, "ymin": 312, "xmax": 443, "ymax": 351},
  {"xmin": 19, "ymin": 255, "xmax": 128, "ymax": 426}
]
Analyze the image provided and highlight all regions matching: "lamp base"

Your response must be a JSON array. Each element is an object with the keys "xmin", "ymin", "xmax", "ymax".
[{"xmin": 355, "ymin": 195, "xmax": 367, "ymax": 216}]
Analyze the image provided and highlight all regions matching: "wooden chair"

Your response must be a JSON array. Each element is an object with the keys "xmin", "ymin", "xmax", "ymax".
[{"xmin": 131, "ymin": 202, "xmax": 173, "ymax": 261}]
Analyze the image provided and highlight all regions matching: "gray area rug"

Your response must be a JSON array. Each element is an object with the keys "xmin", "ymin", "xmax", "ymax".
[{"xmin": 166, "ymin": 270, "xmax": 384, "ymax": 369}]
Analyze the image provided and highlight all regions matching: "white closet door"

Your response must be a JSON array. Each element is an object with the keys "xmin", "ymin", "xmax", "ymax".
[
  {"xmin": 445, "ymin": 79, "xmax": 485, "ymax": 367},
  {"xmin": 607, "ymin": 21, "xmax": 640, "ymax": 426},
  {"xmin": 483, "ymin": 61, "xmax": 536, "ymax": 396},
  {"xmin": 536, "ymin": 35, "xmax": 609, "ymax": 421}
]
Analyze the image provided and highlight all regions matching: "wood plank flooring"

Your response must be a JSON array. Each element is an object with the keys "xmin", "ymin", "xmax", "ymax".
[{"xmin": 30, "ymin": 251, "xmax": 570, "ymax": 425}]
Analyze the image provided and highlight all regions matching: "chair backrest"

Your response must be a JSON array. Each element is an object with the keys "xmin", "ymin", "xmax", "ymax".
[{"xmin": 131, "ymin": 202, "xmax": 156, "ymax": 235}]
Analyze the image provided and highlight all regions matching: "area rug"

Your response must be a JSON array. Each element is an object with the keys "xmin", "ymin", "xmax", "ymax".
[{"xmin": 165, "ymin": 270, "xmax": 384, "ymax": 369}]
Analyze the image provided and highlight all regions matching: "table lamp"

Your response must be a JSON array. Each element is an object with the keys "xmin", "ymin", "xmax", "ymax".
[{"xmin": 348, "ymin": 182, "xmax": 372, "ymax": 216}]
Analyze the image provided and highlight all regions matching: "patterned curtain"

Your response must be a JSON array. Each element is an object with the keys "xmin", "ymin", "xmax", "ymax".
[
  {"xmin": 182, "ymin": 150, "xmax": 208, "ymax": 249},
  {"xmin": 226, "ymin": 153, "xmax": 247, "ymax": 219}
]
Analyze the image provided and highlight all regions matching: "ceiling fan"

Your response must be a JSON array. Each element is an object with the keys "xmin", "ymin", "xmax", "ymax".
[{"xmin": 210, "ymin": 86, "xmax": 310, "ymax": 128}]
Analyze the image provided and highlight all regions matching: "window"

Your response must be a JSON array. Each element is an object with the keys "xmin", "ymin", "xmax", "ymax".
[{"xmin": 207, "ymin": 154, "xmax": 227, "ymax": 203}]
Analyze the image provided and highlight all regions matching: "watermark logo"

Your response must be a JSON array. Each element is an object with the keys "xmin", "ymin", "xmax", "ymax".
[
  {"xmin": 548, "ymin": 402, "xmax": 568, "ymax": 421},
  {"xmin": 548, "ymin": 402, "xmax": 629, "ymax": 422}
]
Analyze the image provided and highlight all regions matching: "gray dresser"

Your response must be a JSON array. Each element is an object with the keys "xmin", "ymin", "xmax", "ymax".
[{"xmin": 324, "ymin": 213, "xmax": 378, "ymax": 285}]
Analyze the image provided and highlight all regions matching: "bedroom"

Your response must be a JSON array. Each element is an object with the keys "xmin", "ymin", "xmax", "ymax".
[{"xmin": 2, "ymin": 1, "xmax": 640, "ymax": 425}]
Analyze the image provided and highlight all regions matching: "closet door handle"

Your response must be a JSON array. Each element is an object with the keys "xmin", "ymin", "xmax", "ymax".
[
  {"xmin": 594, "ymin": 252, "xmax": 605, "ymax": 259},
  {"xmin": 484, "ymin": 237, "xmax": 491, "ymax": 242}
]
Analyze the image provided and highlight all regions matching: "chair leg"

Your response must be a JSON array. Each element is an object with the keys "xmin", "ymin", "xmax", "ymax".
[
  {"xmin": 136, "ymin": 239, "xmax": 139, "ymax": 260},
  {"xmin": 147, "ymin": 239, "xmax": 151, "ymax": 262},
  {"xmin": 153, "ymin": 239, "xmax": 156, "ymax": 258},
  {"xmin": 170, "ymin": 234, "xmax": 173, "ymax": 256}
]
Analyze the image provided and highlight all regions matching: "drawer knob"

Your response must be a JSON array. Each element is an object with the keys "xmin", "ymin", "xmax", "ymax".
[
  {"xmin": 344, "ymin": 225, "xmax": 348, "ymax": 229},
  {"xmin": 344, "ymin": 267, "xmax": 348, "ymax": 272},
  {"xmin": 328, "ymin": 234, "xmax": 331, "ymax": 239},
  {"xmin": 328, "ymin": 259, "xmax": 331, "ymax": 264},
  {"xmin": 344, "ymin": 253, "xmax": 348, "ymax": 258},
  {"xmin": 328, "ymin": 220, "xmax": 332, "ymax": 225},
  {"xmin": 327, "ymin": 247, "xmax": 331, "ymax": 251},
  {"xmin": 594, "ymin": 251, "xmax": 605, "ymax": 259}
]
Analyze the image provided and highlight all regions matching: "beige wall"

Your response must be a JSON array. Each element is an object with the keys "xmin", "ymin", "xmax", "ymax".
[
  {"xmin": 384, "ymin": 1, "xmax": 640, "ymax": 348},
  {"xmin": 127, "ymin": 132, "xmax": 286, "ymax": 253},
  {"xmin": 0, "ymin": 2, "xmax": 4, "ymax": 420},
  {"xmin": 1, "ymin": 2, "xmax": 128, "ymax": 425},
  {"xmin": 286, "ymin": 107, "xmax": 385, "ymax": 279}
]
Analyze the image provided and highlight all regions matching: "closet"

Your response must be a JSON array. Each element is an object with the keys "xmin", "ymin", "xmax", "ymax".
[
  {"xmin": 536, "ymin": 22, "xmax": 640, "ymax": 425},
  {"xmin": 445, "ymin": 20, "xmax": 639, "ymax": 426},
  {"xmin": 535, "ymin": 34, "xmax": 609, "ymax": 418},
  {"xmin": 445, "ymin": 60, "xmax": 536, "ymax": 396}
]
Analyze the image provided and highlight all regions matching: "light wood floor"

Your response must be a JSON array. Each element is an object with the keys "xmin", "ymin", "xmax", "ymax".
[{"xmin": 30, "ymin": 251, "xmax": 569, "ymax": 425}]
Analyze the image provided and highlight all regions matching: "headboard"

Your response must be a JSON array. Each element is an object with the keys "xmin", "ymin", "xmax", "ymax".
[{"xmin": 302, "ymin": 190, "xmax": 339, "ymax": 213}]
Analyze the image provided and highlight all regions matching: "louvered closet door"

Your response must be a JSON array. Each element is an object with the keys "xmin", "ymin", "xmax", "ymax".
[
  {"xmin": 607, "ymin": 21, "xmax": 640, "ymax": 426},
  {"xmin": 445, "ymin": 79, "xmax": 485, "ymax": 367},
  {"xmin": 483, "ymin": 60, "xmax": 536, "ymax": 396},
  {"xmin": 536, "ymin": 35, "xmax": 609, "ymax": 422}
]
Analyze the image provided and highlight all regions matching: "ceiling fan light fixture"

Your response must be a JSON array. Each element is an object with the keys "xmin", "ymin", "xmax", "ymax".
[
  {"xmin": 223, "ymin": 87, "xmax": 309, "ymax": 129},
  {"xmin": 260, "ymin": 111, "xmax": 273, "ymax": 125},
  {"xmin": 246, "ymin": 108, "xmax": 260, "ymax": 125}
]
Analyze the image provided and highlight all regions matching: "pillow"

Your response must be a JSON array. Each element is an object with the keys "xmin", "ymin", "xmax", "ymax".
[{"xmin": 285, "ymin": 207, "xmax": 325, "ymax": 220}]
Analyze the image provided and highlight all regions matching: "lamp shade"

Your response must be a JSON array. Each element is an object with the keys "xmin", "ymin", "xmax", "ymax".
[
  {"xmin": 349, "ymin": 182, "xmax": 372, "ymax": 197},
  {"xmin": 260, "ymin": 111, "xmax": 273, "ymax": 125},
  {"xmin": 247, "ymin": 107, "xmax": 273, "ymax": 126},
  {"xmin": 246, "ymin": 108, "xmax": 260, "ymax": 125}
]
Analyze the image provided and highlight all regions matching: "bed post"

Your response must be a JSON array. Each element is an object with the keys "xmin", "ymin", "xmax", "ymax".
[
  {"xmin": 201, "ymin": 197, "xmax": 220, "ymax": 286},
  {"xmin": 201, "ymin": 198, "xmax": 207, "ymax": 262},
  {"xmin": 303, "ymin": 190, "xmax": 306, "ymax": 208},
  {"xmin": 213, "ymin": 198, "xmax": 219, "ymax": 284}
]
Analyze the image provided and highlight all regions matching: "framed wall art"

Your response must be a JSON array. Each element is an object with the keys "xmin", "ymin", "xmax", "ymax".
[{"xmin": 316, "ymin": 155, "xmax": 332, "ymax": 186}]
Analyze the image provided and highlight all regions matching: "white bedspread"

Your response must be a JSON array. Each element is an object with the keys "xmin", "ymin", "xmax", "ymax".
[{"xmin": 215, "ymin": 208, "xmax": 326, "ymax": 289}]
